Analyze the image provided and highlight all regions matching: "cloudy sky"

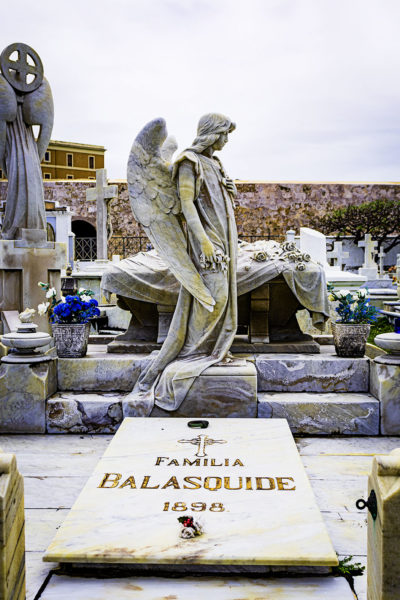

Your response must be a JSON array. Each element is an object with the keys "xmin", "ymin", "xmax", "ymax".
[{"xmin": 3, "ymin": 0, "xmax": 400, "ymax": 181}]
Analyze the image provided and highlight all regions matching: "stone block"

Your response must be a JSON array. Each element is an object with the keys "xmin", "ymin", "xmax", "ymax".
[
  {"xmin": 256, "ymin": 353, "xmax": 369, "ymax": 392},
  {"xmin": 127, "ymin": 360, "xmax": 257, "ymax": 418},
  {"xmin": 370, "ymin": 360, "xmax": 400, "ymax": 435},
  {"xmin": 57, "ymin": 351, "xmax": 150, "ymax": 391},
  {"xmin": 0, "ymin": 451, "xmax": 25, "ymax": 600},
  {"xmin": 258, "ymin": 392, "xmax": 379, "ymax": 435},
  {"xmin": 47, "ymin": 393, "xmax": 124, "ymax": 433},
  {"xmin": 366, "ymin": 449, "xmax": 400, "ymax": 599},
  {"xmin": 0, "ymin": 360, "xmax": 56, "ymax": 433}
]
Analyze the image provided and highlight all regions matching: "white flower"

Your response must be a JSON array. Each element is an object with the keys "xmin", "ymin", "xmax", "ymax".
[
  {"xmin": 337, "ymin": 289, "xmax": 351, "ymax": 297},
  {"xmin": 79, "ymin": 287, "xmax": 86, "ymax": 293},
  {"xmin": 45, "ymin": 287, "xmax": 57, "ymax": 299},
  {"xmin": 38, "ymin": 301, "xmax": 50, "ymax": 316},
  {"xmin": 80, "ymin": 294, "xmax": 91, "ymax": 302},
  {"xmin": 358, "ymin": 288, "xmax": 368, "ymax": 297}
]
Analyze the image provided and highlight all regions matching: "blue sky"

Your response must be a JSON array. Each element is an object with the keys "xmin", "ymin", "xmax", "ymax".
[{"xmin": 2, "ymin": 0, "xmax": 400, "ymax": 181}]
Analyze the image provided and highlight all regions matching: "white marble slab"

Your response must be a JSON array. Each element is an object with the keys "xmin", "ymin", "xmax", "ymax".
[
  {"xmin": 44, "ymin": 418, "xmax": 337, "ymax": 566},
  {"xmin": 40, "ymin": 574, "xmax": 354, "ymax": 599}
]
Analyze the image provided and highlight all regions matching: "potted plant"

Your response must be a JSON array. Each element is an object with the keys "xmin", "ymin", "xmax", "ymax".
[
  {"xmin": 38, "ymin": 283, "xmax": 100, "ymax": 358},
  {"xmin": 328, "ymin": 285, "xmax": 379, "ymax": 358}
]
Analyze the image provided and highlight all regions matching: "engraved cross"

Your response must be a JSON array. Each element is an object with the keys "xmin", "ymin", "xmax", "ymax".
[{"xmin": 178, "ymin": 434, "xmax": 226, "ymax": 458}]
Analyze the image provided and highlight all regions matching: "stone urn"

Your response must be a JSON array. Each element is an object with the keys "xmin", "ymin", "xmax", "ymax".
[
  {"xmin": 52, "ymin": 323, "xmax": 90, "ymax": 358},
  {"xmin": 331, "ymin": 322, "xmax": 370, "ymax": 358}
]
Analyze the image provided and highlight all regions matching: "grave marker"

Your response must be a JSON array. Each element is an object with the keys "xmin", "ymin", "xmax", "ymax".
[
  {"xmin": 358, "ymin": 234, "xmax": 378, "ymax": 279},
  {"xmin": 86, "ymin": 169, "xmax": 118, "ymax": 260}
]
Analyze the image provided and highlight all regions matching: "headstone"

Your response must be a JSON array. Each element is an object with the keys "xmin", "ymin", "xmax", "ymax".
[
  {"xmin": 378, "ymin": 248, "xmax": 389, "ymax": 279},
  {"xmin": 44, "ymin": 418, "xmax": 337, "ymax": 569},
  {"xmin": 365, "ymin": 448, "xmax": 400, "ymax": 599},
  {"xmin": 285, "ymin": 229, "xmax": 296, "ymax": 243},
  {"xmin": 0, "ymin": 449, "xmax": 25, "ymax": 600},
  {"xmin": 327, "ymin": 241, "xmax": 349, "ymax": 270},
  {"xmin": 86, "ymin": 169, "xmax": 118, "ymax": 261},
  {"xmin": 358, "ymin": 234, "xmax": 378, "ymax": 279}
]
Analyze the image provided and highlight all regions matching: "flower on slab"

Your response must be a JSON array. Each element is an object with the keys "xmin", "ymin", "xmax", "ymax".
[{"xmin": 38, "ymin": 302, "xmax": 50, "ymax": 316}]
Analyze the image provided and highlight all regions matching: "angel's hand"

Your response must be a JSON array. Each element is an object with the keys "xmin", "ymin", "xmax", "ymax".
[{"xmin": 200, "ymin": 236, "xmax": 217, "ymax": 262}]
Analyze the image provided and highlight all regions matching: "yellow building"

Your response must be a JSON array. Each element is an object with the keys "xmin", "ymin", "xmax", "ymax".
[{"xmin": 0, "ymin": 140, "xmax": 106, "ymax": 180}]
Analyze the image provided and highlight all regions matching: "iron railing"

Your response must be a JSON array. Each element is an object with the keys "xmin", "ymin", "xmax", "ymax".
[{"xmin": 75, "ymin": 237, "xmax": 97, "ymax": 261}]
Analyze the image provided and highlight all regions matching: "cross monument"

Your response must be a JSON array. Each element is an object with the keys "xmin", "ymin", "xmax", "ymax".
[
  {"xmin": 86, "ymin": 169, "xmax": 118, "ymax": 260},
  {"xmin": 358, "ymin": 234, "xmax": 378, "ymax": 279},
  {"xmin": 327, "ymin": 241, "xmax": 349, "ymax": 270}
]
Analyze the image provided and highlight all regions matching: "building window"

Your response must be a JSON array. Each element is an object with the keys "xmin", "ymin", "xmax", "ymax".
[
  {"xmin": 44, "ymin": 151, "xmax": 51, "ymax": 162},
  {"xmin": 44, "ymin": 173, "xmax": 51, "ymax": 179},
  {"xmin": 88, "ymin": 155, "xmax": 95, "ymax": 169},
  {"xmin": 67, "ymin": 153, "xmax": 73, "ymax": 167},
  {"xmin": 66, "ymin": 174, "xmax": 74, "ymax": 179},
  {"xmin": 0, "ymin": 169, "xmax": 3, "ymax": 179}
]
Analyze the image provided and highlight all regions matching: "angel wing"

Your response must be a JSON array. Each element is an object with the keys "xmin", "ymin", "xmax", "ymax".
[
  {"xmin": 0, "ymin": 73, "xmax": 17, "ymax": 174},
  {"xmin": 22, "ymin": 77, "xmax": 54, "ymax": 161},
  {"xmin": 128, "ymin": 118, "xmax": 215, "ymax": 312}
]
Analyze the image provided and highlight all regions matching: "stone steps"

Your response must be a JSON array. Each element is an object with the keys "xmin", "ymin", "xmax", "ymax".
[{"xmin": 46, "ymin": 391, "xmax": 379, "ymax": 435}]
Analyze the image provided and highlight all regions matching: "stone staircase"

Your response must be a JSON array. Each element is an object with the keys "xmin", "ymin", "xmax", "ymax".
[{"xmin": 46, "ymin": 345, "xmax": 380, "ymax": 435}]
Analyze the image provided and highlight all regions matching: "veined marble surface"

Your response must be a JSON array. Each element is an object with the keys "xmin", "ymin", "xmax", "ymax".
[{"xmin": 44, "ymin": 418, "xmax": 337, "ymax": 566}]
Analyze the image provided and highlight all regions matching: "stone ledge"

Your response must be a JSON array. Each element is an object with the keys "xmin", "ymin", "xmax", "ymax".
[
  {"xmin": 258, "ymin": 392, "xmax": 379, "ymax": 435},
  {"xmin": 47, "ymin": 393, "xmax": 125, "ymax": 433},
  {"xmin": 256, "ymin": 353, "xmax": 370, "ymax": 392}
]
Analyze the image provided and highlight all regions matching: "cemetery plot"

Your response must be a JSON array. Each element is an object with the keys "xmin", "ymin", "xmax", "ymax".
[{"xmin": 44, "ymin": 418, "xmax": 337, "ymax": 567}]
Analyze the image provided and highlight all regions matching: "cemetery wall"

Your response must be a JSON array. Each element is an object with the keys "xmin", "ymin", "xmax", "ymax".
[{"xmin": 1, "ymin": 180, "xmax": 399, "ymax": 240}]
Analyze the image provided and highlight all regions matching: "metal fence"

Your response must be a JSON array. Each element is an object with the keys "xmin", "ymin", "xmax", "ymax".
[
  {"xmin": 75, "ymin": 237, "xmax": 97, "ymax": 261},
  {"xmin": 107, "ymin": 236, "xmax": 150, "ymax": 259}
]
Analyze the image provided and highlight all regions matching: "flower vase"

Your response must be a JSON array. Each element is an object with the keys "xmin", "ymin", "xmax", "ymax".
[
  {"xmin": 52, "ymin": 323, "xmax": 90, "ymax": 358},
  {"xmin": 331, "ymin": 322, "xmax": 370, "ymax": 358}
]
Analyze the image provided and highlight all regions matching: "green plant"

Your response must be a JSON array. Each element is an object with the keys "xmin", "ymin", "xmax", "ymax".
[
  {"xmin": 368, "ymin": 316, "xmax": 394, "ymax": 344},
  {"xmin": 333, "ymin": 555, "xmax": 365, "ymax": 577},
  {"xmin": 312, "ymin": 198, "xmax": 400, "ymax": 252}
]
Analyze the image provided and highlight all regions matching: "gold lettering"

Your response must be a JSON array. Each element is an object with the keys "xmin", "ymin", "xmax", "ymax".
[
  {"xmin": 119, "ymin": 476, "xmax": 136, "ymax": 489},
  {"xmin": 183, "ymin": 476, "xmax": 201, "ymax": 489},
  {"xmin": 276, "ymin": 477, "xmax": 296, "ymax": 491},
  {"xmin": 211, "ymin": 459, "xmax": 223, "ymax": 466},
  {"xmin": 256, "ymin": 477, "xmax": 275, "ymax": 490},
  {"xmin": 232, "ymin": 459, "xmax": 244, "ymax": 467},
  {"xmin": 204, "ymin": 459, "xmax": 208, "ymax": 466},
  {"xmin": 246, "ymin": 477, "xmax": 253, "ymax": 490},
  {"xmin": 224, "ymin": 459, "xmax": 229, "ymax": 466},
  {"xmin": 162, "ymin": 476, "xmax": 180, "ymax": 489},
  {"xmin": 167, "ymin": 459, "xmax": 179, "ymax": 466},
  {"xmin": 98, "ymin": 473, "xmax": 122, "ymax": 488},
  {"xmin": 224, "ymin": 476, "xmax": 243, "ymax": 490},
  {"xmin": 204, "ymin": 476, "xmax": 222, "ymax": 491},
  {"xmin": 155, "ymin": 457, "xmax": 169, "ymax": 465},
  {"xmin": 141, "ymin": 476, "xmax": 159, "ymax": 489},
  {"xmin": 183, "ymin": 458, "xmax": 201, "ymax": 467}
]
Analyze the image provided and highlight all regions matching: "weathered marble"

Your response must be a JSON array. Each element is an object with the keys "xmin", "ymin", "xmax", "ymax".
[
  {"xmin": 258, "ymin": 392, "xmax": 379, "ymax": 435},
  {"xmin": 39, "ymin": 574, "xmax": 354, "ymax": 599},
  {"xmin": 366, "ymin": 448, "xmax": 400, "ymax": 599},
  {"xmin": 57, "ymin": 350, "xmax": 150, "ymax": 391},
  {"xmin": 256, "ymin": 353, "xmax": 369, "ymax": 392},
  {"xmin": 127, "ymin": 360, "xmax": 257, "ymax": 418},
  {"xmin": 370, "ymin": 360, "xmax": 400, "ymax": 435},
  {"xmin": 0, "ymin": 450, "xmax": 25, "ymax": 600},
  {"xmin": 0, "ymin": 360, "xmax": 56, "ymax": 432},
  {"xmin": 44, "ymin": 418, "xmax": 337, "ymax": 567},
  {"xmin": 47, "ymin": 393, "xmax": 124, "ymax": 433}
]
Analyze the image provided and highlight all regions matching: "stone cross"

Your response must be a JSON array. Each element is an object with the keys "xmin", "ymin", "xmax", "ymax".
[
  {"xmin": 358, "ymin": 234, "xmax": 378, "ymax": 269},
  {"xmin": 178, "ymin": 434, "xmax": 227, "ymax": 458},
  {"xmin": 378, "ymin": 247, "xmax": 386, "ymax": 278},
  {"xmin": 327, "ymin": 241, "xmax": 349, "ymax": 269},
  {"xmin": 86, "ymin": 169, "xmax": 118, "ymax": 260}
]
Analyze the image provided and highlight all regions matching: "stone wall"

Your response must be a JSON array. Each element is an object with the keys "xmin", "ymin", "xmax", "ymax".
[{"xmin": 1, "ymin": 180, "xmax": 399, "ymax": 240}]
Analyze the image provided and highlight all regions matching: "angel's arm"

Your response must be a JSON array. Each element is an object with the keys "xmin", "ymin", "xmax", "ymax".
[{"xmin": 178, "ymin": 161, "xmax": 216, "ymax": 261}]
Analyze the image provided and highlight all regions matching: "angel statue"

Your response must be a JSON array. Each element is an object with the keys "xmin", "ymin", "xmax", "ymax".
[
  {"xmin": 0, "ymin": 43, "xmax": 54, "ymax": 240},
  {"xmin": 127, "ymin": 113, "xmax": 238, "ymax": 413}
]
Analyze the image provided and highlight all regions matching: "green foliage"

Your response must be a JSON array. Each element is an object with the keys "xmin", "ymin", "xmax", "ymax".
[
  {"xmin": 333, "ymin": 555, "xmax": 365, "ymax": 577},
  {"xmin": 327, "ymin": 284, "xmax": 379, "ymax": 324},
  {"xmin": 312, "ymin": 198, "xmax": 400, "ymax": 252},
  {"xmin": 368, "ymin": 316, "xmax": 394, "ymax": 344}
]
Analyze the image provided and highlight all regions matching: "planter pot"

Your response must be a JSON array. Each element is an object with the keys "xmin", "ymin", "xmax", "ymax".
[
  {"xmin": 331, "ymin": 322, "xmax": 370, "ymax": 358},
  {"xmin": 52, "ymin": 323, "xmax": 90, "ymax": 358}
]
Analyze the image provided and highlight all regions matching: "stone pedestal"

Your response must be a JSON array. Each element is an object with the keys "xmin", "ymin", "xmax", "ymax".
[
  {"xmin": 125, "ymin": 359, "xmax": 258, "ymax": 418},
  {"xmin": 0, "ymin": 360, "xmax": 57, "ymax": 433},
  {"xmin": 366, "ymin": 448, "xmax": 400, "ymax": 600},
  {"xmin": 371, "ymin": 358, "xmax": 400, "ymax": 435},
  {"xmin": 0, "ymin": 450, "xmax": 25, "ymax": 600},
  {"xmin": 0, "ymin": 236, "xmax": 66, "ymax": 332}
]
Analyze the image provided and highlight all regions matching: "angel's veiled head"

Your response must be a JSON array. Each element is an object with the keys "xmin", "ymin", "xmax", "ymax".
[{"xmin": 189, "ymin": 113, "xmax": 235, "ymax": 154}]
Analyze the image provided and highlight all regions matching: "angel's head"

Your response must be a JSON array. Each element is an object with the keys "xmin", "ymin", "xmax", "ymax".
[{"xmin": 189, "ymin": 113, "xmax": 235, "ymax": 154}]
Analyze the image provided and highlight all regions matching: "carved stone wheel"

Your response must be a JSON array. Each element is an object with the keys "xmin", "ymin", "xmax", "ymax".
[{"xmin": 0, "ymin": 42, "xmax": 43, "ymax": 93}]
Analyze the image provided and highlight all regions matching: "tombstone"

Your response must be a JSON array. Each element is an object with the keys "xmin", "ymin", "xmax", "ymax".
[
  {"xmin": 327, "ymin": 241, "xmax": 349, "ymax": 270},
  {"xmin": 0, "ymin": 449, "xmax": 25, "ymax": 600},
  {"xmin": 86, "ymin": 169, "xmax": 118, "ymax": 261},
  {"xmin": 360, "ymin": 448, "xmax": 400, "ymax": 599},
  {"xmin": 358, "ymin": 234, "xmax": 378, "ymax": 280},
  {"xmin": 44, "ymin": 418, "xmax": 337, "ymax": 571},
  {"xmin": 378, "ymin": 247, "xmax": 389, "ymax": 279}
]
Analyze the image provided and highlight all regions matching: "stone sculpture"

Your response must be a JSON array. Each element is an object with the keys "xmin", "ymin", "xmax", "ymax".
[
  {"xmin": 126, "ymin": 114, "xmax": 238, "ymax": 411},
  {"xmin": 0, "ymin": 43, "xmax": 54, "ymax": 240}
]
